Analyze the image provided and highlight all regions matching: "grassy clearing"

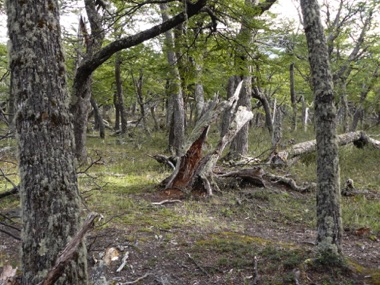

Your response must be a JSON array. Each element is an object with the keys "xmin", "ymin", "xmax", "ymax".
[{"xmin": 1, "ymin": 126, "xmax": 380, "ymax": 284}]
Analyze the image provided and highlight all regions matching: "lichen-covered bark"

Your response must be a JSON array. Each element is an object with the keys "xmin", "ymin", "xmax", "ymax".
[
  {"xmin": 6, "ymin": 0, "xmax": 87, "ymax": 284},
  {"xmin": 300, "ymin": 0, "xmax": 342, "ymax": 255}
]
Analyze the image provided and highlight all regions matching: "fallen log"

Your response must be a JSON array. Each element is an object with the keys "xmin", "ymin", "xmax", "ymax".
[{"xmin": 271, "ymin": 131, "xmax": 380, "ymax": 165}]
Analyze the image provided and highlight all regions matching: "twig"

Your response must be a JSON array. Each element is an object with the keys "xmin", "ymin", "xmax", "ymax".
[
  {"xmin": 0, "ymin": 220, "xmax": 21, "ymax": 232},
  {"xmin": 0, "ymin": 168, "xmax": 18, "ymax": 188},
  {"xmin": 117, "ymin": 273, "xmax": 150, "ymax": 285},
  {"xmin": 0, "ymin": 186, "xmax": 19, "ymax": 199},
  {"xmin": 0, "ymin": 228, "xmax": 21, "ymax": 241},
  {"xmin": 293, "ymin": 269, "xmax": 301, "ymax": 285},
  {"xmin": 253, "ymin": 256, "xmax": 259, "ymax": 285},
  {"xmin": 116, "ymin": 252, "xmax": 129, "ymax": 273},
  {"xmin": 186, "ymin": 253, "xmax": 209, "ymax": 276},
  {"xmin": 38, "ymin": 213, "xmax": 101, "ymax": 285},
  {"xmin": 151, "ymin": 199, "xmax": 182, "ymax": 205}
]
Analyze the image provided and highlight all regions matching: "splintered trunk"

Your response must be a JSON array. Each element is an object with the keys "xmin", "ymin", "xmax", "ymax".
[
  {"xmin": 165, "ymin": 82, "xmax": 253, "ymax": 196},
  {"xmin": 6, "ymin": 0, "xmax": 87, "ymax": 284},
  {"xmin": 301, "ymin": 0, "xmax": 342, "ymax": 256},
  {"xmin": 228, "ymin": 76, "xmax": 252, "ymax": 158}
]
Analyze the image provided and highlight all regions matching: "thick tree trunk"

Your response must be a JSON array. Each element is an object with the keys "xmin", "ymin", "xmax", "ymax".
[
  {"xmin": 6, "ymin": 0, "xmax": 87, "ymax": 284},
  {"xmin": 301, "ymin": 0, "xmax": 343, "ymax": 257}
]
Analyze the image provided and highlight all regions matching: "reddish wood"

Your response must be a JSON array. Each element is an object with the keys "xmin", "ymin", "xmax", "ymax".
[{"xmin": 166, "ymin": 127, "xmax": 209, "ymax": 192}]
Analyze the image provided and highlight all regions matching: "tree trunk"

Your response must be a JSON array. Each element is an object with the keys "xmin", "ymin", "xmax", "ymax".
[
  {"xmin": 253, "ymin": 86, "xmax": 273, "ymax": 135},
  {"xmin": 165, "ymin": 82, "xmax": 253, "ymax": 196},
  {"xmin": 160, "ymin": 4, "xmax": 185, "ymax": 156},
  {"xmin": 290, "ymin": 63, "xmax": 297, "ymax": 131},
  {"xmin": 221, "ymin": 76, "xmax": 240, "ymax": 137},
  {"xmin": 132, "ymin": 70, "xmax": 148, "ymax": 132},
  {"xmin": 228, "ymin": 76, "xmax": 252, "ymax": 158},
  {"xmin": 6, "ymin": 0, "xmax": 87, "ymax": 283},
  {"xmin": 351, "ymin": 66, "xmax": 380, "ymax": 131},
  {"xmin": 115, "ymin": 52, "xmax": 128, "ymax": 134},
  {"xmin": 301, "ymin": 0, "xmax": 343, "ymax": 258},
  {"xmin": 90, "ymin": 97, "xmax": 105, "ymax": 138},
  {"xmin": 71, "ymin": 0, "xmax": 105, "ymax": 161}
]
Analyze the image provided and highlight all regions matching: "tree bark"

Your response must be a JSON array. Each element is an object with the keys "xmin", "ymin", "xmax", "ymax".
[
  {"xmin": 71, "ymin": 0, "xmax": 105, "ymax": 160},
  {"xmin": 115, "ymin": 52, "xmax": 128, "ymax": 134},
  {"xmin": 90, "ymin": 97, "xmax": 105, "ymax": 139},
  {"xmin": 301, "ymin": 0, "xmax": 343, "ymax": 257},
  {"xmin": 6, "ymin": 0, "xmax": 87, "ymax": 283},
  {"xmin": 160, "ymin": 3, "xmax": 185, "ymax": 156},
  {"xmin": 290, "ymin": 63, "xmax": 297, "ymax": 131}
]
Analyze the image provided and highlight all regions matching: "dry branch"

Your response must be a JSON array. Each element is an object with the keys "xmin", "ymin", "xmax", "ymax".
[
  {"xmin": 0, "ymin": 186, "xmax": 19, "ymax": 199},
  {"xmin": 117, "ymin": 273, "xmax": 150, "ymax": 285},
  {"xmin": 38, "ymin": 213, "xmax": 100, "ymax": 285}
]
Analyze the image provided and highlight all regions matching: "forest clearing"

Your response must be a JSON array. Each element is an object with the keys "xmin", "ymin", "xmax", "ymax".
[{"xmin": 1, "ymin": 126, "xmax": 380, "ymax": 284}]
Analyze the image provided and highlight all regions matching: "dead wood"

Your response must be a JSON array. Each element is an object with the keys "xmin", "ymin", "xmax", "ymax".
[
  {"xmin": 215, "ymin": 167, "xmax": 314, "ymax": 193},
  {"xmin": 165, "ymin": 127, "xmax": 209, "ymax": 194},
  {"xmin": 38, "ymin": 213, "xmax": 100, "ymax": 285},
  {"xmin": 264, "ymin": 173, "xmax": 316, "ymax": 193},
  {"xmin": 272, "ymin": 131, "xmax": 380, "ymax": 165},
  {"xmin": 217, "ymin": 168, "xmax": 266, "ymax": 188},
  {"xmin": 148, "ymin": 154, "xmax": 176, "ymax": 170},
  {"xmin": 161, "ymin": 81, "xmax": 254, "ymax": 196}
]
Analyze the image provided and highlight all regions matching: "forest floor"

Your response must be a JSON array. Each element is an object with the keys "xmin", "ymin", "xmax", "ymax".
[{"xmin": 1, "ymin": 131, "xmax": 380, "ymax": 285}]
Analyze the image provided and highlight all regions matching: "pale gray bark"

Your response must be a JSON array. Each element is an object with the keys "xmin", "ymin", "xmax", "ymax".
[
  {"xmin": 160, "ymin": 3, "xmax": 185, "ymax": 156},
  {"xmin": 301, "ymin": 0, "xmax": 343, "ymax": 256},
  {"xmin": 71, "ymin": 0, "xmax": 105, "ymax": 160},
  {"xmin": 221, "ymin": 76, "xmax": 240, "ymax": 137},
  {"xmin": 6, "ymin": 0, "xmax": 87, "ymax": 283}
]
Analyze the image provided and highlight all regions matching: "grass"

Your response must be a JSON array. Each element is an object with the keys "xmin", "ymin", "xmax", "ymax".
[{"xmin": 0, "ymin": 124, "xmax": 380, "ymax": 284}]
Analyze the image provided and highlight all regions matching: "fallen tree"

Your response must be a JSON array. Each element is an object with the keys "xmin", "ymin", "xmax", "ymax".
[{"xmin": 269, "ymin": 131, "xmax": 380, "ymax": 165}]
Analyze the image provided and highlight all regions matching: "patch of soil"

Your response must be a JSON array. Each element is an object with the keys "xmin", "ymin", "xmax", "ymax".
[{"xmin": 1, "ymin": 187, "xmax": 379, "ymax": 284}]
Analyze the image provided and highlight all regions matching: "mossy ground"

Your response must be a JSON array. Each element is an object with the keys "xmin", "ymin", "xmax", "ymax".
[{"xmin": 0, "ymin": 127, "xmax": 379, "ymax": 284}]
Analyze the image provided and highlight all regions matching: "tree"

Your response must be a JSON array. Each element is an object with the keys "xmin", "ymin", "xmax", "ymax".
[
  {"xmin": 71, "ymin": 0, "xmax": 208, "ymax": 160},
  {"xmin": 6, "ymin": 0, "xmax": 87, "ymax": 284},
  {"xmin": 300, "ymin": 0, "xmax": 343, "ymax": 260},
  {"xmin": 160, "ymin": 3, "xmax": 185, "ymax": 156}
]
